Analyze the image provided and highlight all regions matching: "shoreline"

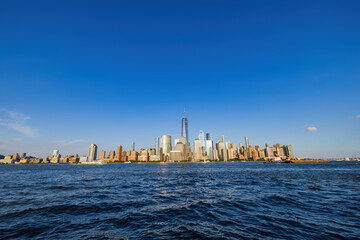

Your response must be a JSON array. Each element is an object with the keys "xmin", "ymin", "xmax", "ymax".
[{"xmin": 0, "ymin": 159, "xmax": 341, "ymax": 165}]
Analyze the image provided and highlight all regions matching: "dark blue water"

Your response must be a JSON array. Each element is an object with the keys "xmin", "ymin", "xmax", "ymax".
[{"xmin": 0, "ymin": 162, "xmax": 359, "ymax": 239}]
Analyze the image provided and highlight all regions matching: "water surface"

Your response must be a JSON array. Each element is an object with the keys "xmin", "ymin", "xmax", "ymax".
[{"xmin": 0, "ymin": 162, "xmax": 359, "ymax": 239}]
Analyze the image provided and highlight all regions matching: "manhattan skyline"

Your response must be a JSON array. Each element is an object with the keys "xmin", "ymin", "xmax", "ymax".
[{"xmin": 1, "ymin": 1, "xmax": 360, "ymax": 158}]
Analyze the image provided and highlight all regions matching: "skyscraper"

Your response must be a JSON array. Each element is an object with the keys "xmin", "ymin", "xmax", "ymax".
[
  {"xmin": 131, "ymin": 141, "xmax": 135, "ymax": 151},
  {"xmin": 245, "ymin": 136, "xmax": 249, "ymax": 151},
  {"xmin": 206, "ymin": 133, "xmax": 212, "ymax": 141},
  {"xmin": 206, "ymin": 139, "xmax": 213, "ymax": 160},
  {"xmin": 161, "ymin": 135, "xmax": 172, "ymax": 154},
  {"xmin": 117, "ymin": 145, "xmax": 122, "ymax": 161},
  {"xmin": 194, "ymin": 138, "xmax": 203, "ymax": 160},
  {"xmin": 199, "ymin": 130, "xmax": 205, "ymax": 155},
  {"xmin": 87, "ymin": 144, "xmax": 97, "ymax": 161},
  {"xmin": 155, "ymin": 136, "xmax": 159, "ymax": 154},
  {"xmin": 100, "ymin": 150, "xmax": 106, "ymax": 160},
  {"xmin": 181, "ymin": 109, "xmax": 189, "ymax": 144},
  {"xmin": 53, "ymin": 149, "xmax": 59, "ymax": 157},
  {"xmin": 205, "ymin": 132, "xmax": 213, "ymax": 156},
  {"xmin": 286, "ymin": 145, "xmax": 294, "ymax": 158}
]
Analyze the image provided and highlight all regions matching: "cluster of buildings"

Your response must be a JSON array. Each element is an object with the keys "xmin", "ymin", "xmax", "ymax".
[{"xmin": 0, "ymin": 112, "xmax": 294, "ymax": 164}]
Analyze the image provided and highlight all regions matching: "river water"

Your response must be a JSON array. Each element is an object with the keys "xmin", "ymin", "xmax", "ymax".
[{"xmin": 0, "ymin": 162, "xmax": 359, "ymax": 239}]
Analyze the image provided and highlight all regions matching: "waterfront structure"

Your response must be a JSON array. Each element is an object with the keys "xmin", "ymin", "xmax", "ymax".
[
  {"xmin": 170, "ymin": 150, "xmax": 182, "ymax": 162},
  {"xmin": 87, "ymin": 144, "xmax": 97, "ymax": 161},
  {"xmin": 181, "ymin": 110, "xmax": 189, "ymax": 144},
  {"xmin": 161, "ymin": 135, "xmax": 172, "ymax": 154}
]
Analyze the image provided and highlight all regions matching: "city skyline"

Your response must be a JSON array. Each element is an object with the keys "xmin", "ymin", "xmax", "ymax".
[
  {"xmin": 1, "ymin": 1, "xmax": 360, "ymax": 158},
  {"xmin": 1, "ymin": 111, "xmax": 297, "ymax": 164},
  {"xmin": 0, "ymin": 108, "xmax": 359, "ymax": 158}
]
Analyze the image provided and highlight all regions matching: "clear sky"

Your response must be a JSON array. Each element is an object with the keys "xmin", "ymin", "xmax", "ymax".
[{"xmin": 0, "ymin": 0, "xmax": 359, "ymax": 158}]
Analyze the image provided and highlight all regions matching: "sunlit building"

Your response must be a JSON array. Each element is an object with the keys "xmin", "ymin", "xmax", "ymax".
[
  {"xmin": 161, "ymin": 135, "xmax": 172, "ymax": 154},
  {"xmin": 87, "ymin": 144, "xmax": 97, "ymax": 161}
]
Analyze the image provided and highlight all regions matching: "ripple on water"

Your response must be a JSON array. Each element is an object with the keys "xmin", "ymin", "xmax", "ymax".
[{"xmin": 0, "ymin": 162, "xmax": 359, "ymax": 239}]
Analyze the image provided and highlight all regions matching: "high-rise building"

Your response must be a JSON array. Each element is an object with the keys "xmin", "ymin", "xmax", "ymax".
[
  {"xmin": 155, "ymin": 136, "xmax": 159, "ymax": 152},
  {"xmin": 205, "ymin": 133, "xmax": 213, "ymax": 156},
  {"xmin": 87, "ymin": 144, "xmax": 97, "ymax": 161},
  {"xmin": 131, "ymin": 141, "xmax": 135, "ymax": 151},
  {"xmin": 206, "ymin": 133, "xmax": 212, "ymax": 141},
  {"xmin": 206, "ymin": 139, "xmax": 213, "ymax": 160},
  {"xmin": 194, "ymin": 139, "xmax": 202, "ymax": 160},
  {"xmin": 117, "ymin": 145, "xmax": 122, "ymax": 161},
  {"xmin": 173, "ymin": 142, "xmax": 187, "ymax": 161},
  {"xmin": 176, "ymin": 136, "xmax": 188, "ymax": 154},
  {"xmin": 161, "ymin": 135, "xmax": 172, "ymax": 154},
  {"xmin": 286, "ymin": 145, "xmax": 294, "ymax": 158},
  {"xmin": 217, "ymin": 141, "xmax": 228, "ymax": 161},
  {"xmin": 100, "ymin": 150, "xmax": 106, "ymax": 160},
  {"xmin": 53, "ymin": 149, "xmax": 59, "ymax": 157},
  {"xmin": 108, "ymin": 150, "xmax": 115, "ymax": 159},
  {"xmin": 265, "ymin": 146, "xmax": 274, "ymax": 158},
  {"xmin": 199, "ymin": 130, "xmax": 205, "ymax": 155},
  {"xmin": 181, "ymin": 109, "xmax": 189, "ymax": 144},
  {"xmin": 245, "ymin": 136, "xmax": 249, "ymax": 151}
]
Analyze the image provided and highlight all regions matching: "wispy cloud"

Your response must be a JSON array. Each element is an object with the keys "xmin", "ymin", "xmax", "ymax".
[
  {"xmin": 52, "ymin": 139, "xmax": 84, "ymax": 147},
  {"xmin": 349, "ymin": 114, "xmax": 360, "ymax": 120},
  {"xmin": 305, "ymin": 126, "xmax": 318, "ymax": 132},
  {"xmin": 0, "ymin": 109, "xmax": 37, "ymax": 137}
]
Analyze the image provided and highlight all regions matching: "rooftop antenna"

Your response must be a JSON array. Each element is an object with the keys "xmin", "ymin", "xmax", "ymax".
[{"xmin": 184, "ymin": 108, "xmax": 186, "ymax": 117}]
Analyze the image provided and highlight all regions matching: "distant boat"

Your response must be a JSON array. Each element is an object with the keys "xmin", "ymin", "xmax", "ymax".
[
  {"xmin": 273, "ymin": 156, "xmax": 283, "ymax": 163},
  {"xmin": 124, "ymin": 161, "xmax": 132, "ymax": 164},
  {"xmin": 81, "ymin": 161, "xmax": 105, "ymax": 165},
  {"xmin": 265, "ymin": 155, "xmax": 283, "ymax": 164}
]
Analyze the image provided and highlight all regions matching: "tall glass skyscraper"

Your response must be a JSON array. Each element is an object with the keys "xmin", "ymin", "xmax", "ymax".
[
  {"xmin": 245, "ymin": 136, "xmax": 249, "ymax": 150},
  {"xmin": 181, "ymin": 110, "xmax": 189, "ymax": 144},
  {"xmin": 199, "ymin": 130, "xmax": 205, "ymax": 155},
  {"xmin": 87, "ymin": 144, "xmax": 97, "ymax": 162}
]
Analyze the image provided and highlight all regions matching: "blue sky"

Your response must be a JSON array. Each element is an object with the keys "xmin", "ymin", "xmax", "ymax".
[{"xmin": 0, "ymin": 0, "xmax": 359, "ymax": 158}]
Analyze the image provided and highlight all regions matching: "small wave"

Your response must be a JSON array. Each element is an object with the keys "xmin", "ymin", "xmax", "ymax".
[{"xmin": 46, "ymin": 185, "xmax": 76, "ymax": 190}]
